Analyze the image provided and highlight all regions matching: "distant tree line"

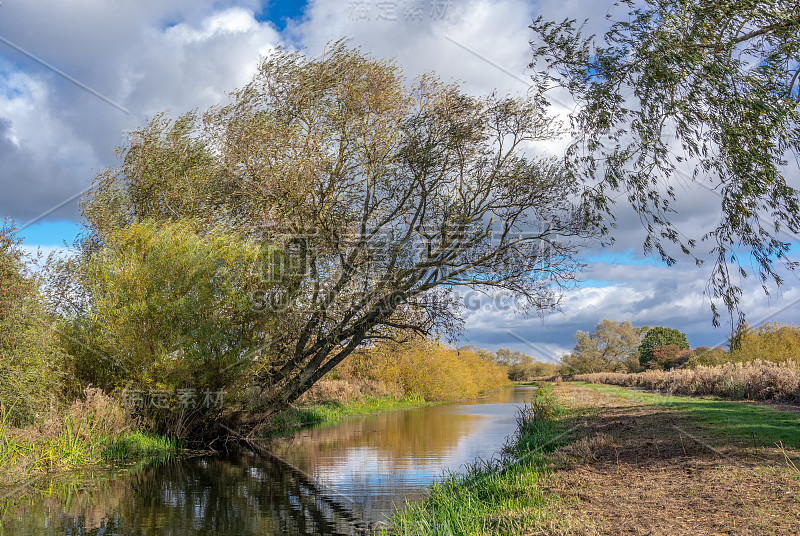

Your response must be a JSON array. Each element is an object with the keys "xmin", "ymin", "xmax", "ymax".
[
  {"xmin": 560, "ymin": 319, "xmax": 800, "ymax": 374},
  {"xmin": 457, "ymin": 345, "xmax": 561, "ymax": 380}
]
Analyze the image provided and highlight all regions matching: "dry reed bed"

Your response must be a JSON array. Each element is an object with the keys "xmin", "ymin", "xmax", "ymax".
[
  {"xmin": 299, "ymin": 379, "xmax": 405, "ymax": 405},
  {"xmin": 575, "ymin": 360, "xmax": 800, "ymax": 401}
]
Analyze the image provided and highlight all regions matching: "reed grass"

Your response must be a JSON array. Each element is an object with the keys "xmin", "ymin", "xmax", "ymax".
[
  {"xmin": 100, "ymin": 432, "xmax": 177, "ymax": 461},
  {"xmin": 0, "ymin": 388, "xmax": 176, "ymax": 484},
  {"xmin": 575, "ymin": 360, "xmax": 800, "ymax": 402}
]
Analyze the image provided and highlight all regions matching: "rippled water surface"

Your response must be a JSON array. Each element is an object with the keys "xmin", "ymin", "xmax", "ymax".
[{"xmin": 2, "ymin": 385, "xmax": 537, "ymax": 535}]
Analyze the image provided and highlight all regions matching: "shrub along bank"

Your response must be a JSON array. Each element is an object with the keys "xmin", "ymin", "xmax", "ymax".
[
  {"xmin": 268, "ymin": 340, "xmax": 511, "ymax": 434},
  {"xmin": 337, "ymin": 338, "xmax": 510, "ymax": 402}
]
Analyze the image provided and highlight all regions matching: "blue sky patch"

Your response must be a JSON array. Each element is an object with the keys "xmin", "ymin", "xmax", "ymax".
[
  {"xmin": 17, "ymin": 219, "xmax": 81, "ymax": 246},
  {"xmin": 255, "ymin": 0, "xmax": 308, "ymax": 30}
]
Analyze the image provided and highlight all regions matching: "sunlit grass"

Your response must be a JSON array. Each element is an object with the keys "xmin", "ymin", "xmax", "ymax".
[
  {"xmin": 0, "ymin": 417, "xmax": 98, "ymax": 477},
  {"xmin": 0, "ymin": 391, "xmax": 177, "ymax": 484},
  {"xmin": 100, "ymin": 432, "xmax": 177, "ymax": 461},
  {"xmin": 572, "ymin": 381, "xmax": 800, "ymax": 448},
  {"xmin": 0, "ymin": 426, "xmax": 176, "ymax": 484},
  {"xmin": 0, "ymin": 427, "xmax": 176, "ymax": 482}
]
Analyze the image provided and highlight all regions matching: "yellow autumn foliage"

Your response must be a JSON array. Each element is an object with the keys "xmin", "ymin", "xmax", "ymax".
[
  {"xmin": 730, "ymin": 322, "xmax": 800, "ymax": 366},
  {"xmin": 337, "ymin": 338, "xmax": 510, "ymax": 402}
]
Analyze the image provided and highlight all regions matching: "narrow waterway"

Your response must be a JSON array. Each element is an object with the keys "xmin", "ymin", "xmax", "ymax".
[{"xmin": 1, "ymin": 385, "xmax": 537, "ymax": 535}]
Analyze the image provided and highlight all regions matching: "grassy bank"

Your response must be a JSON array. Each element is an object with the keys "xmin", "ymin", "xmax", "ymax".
[
  {"xmin": 548, "ymin": 382, "xmax": 800, "ymax": 534},
  {"xmin": 572, "ymin": 381, "xmax": 800, "ymax": 448},
  {"xmin": 384, "ymin": 384, "xmax": 569, "ymax": 535},
  {"xmin": 0, "ymin": 388, "xmax": 176, "ymax": 485},
  {"xmin": 382, "ymin": 381, "xmax": 800, "ymax": 535},
  {"xmin": 267, "ymin": 375, "xmax": 513, "ymax": 437}
]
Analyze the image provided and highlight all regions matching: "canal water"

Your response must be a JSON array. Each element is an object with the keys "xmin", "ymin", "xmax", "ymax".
[{"xmin": 0, "ymin": 385, "xmax": 537, "ymax": 535}]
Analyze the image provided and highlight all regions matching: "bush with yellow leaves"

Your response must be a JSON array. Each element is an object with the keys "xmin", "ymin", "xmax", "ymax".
[{"xmin": 334, "ymin": 337, "xmax": 509, "ymax": 402}]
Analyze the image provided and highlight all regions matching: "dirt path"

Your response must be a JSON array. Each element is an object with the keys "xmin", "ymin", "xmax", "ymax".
[{"xmin": 542, "ymin": 383, "xmax": 800, "ymax": 536}]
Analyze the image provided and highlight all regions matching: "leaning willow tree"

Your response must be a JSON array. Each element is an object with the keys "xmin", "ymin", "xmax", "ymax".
[{"xmin": 76, "ymin": 44, "xmax": 597, "ymax": 431}]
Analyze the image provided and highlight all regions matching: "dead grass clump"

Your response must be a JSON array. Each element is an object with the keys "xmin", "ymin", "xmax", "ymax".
[
  {"xmin": 554, "ymin": 433, "xmax": 616, "ymax": 465},
  {"xmin": 576, "ymin": 360, "xmax": 800, "ymax": 402},
  {"xmin": 68, "ymin": 387, "xmax": 131, "ymax": 436},
  {"xmin": 25, "ymin": 387, "xmax": 130, "ymax": 441}
]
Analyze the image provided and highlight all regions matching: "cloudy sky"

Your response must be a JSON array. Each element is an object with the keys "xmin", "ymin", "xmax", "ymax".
[{"xmin": 2, "ymin": 0, "xmax": 798, "ymax": 362}]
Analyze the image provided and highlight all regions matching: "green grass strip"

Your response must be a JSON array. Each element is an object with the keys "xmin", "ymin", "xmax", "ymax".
[
  {"xmin": 571, "ymin": 382, "xmax": 800, "ymax": 448},
  {"xmin": 384, "ymin": 384, "xmax": 571, "ymax": 535},
  {"xmin": 100, "ymin": 432, "xmax": 177, "ymax": 461}
]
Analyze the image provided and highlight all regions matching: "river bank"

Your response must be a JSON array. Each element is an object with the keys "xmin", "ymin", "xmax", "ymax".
[
  {"xmin": 386, "ymin": 381, "xmax": 800, "ymax": 535},
  {"xmin": 7, "ymin": 379, "xmax": 798, "ymax": 535},
  {"xmin": 384, "ymin": 383, "xmax": 568, "ymax": 535},
  {"xmin": 1, "ymin": 384, "xmax": 534, "ymax": 534},
  {"xmin": 267, "ymin": 395, "xmax": 435, "ymax": 437},
  {"xmin": 265, "ymin": 377, "xmax": 517, "ymax": 438},
  {"xmin": 0, "ymin": 388, "xmax": 176, "ymax": 486},
  {"xmin": 0, "ymin": 378, "xmax": 505, "ymax": 489}
]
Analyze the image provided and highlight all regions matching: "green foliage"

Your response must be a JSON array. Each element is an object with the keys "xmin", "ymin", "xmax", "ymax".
[
  {"xmin": 100, "ymin": 433, "xmax": 176, "ymax": 461},
  {"xmin": 639, "ymin": 327, "xmax": 690, "ymax": 369},
  {"xmin": 515, "ymin": 385, "xmax": 557, "ymax": 434},
  {"xmin": 78, "ymin": 42, "xmax": 598, "ymax": 417},
  {"xmin": 531, "ymin": 1, "xmax": 800, "ymax": 324},
  {"xmin": 0, "ymin": 221, "xmax": 65, "ymax": 426},
  {"xmin": 562, "ymin": 319, "xmax": 646, "ymax": 373},
  {"xmin": 65, "ymin": 219, "xmax": 274, "ymax": 437},
  {"xmin": 81, "ymin": 111, "xmax": 230, "ymax": 239},
  {"xmin": 729, "ymin": 322, "xmax": 800, "ymax": 365}
]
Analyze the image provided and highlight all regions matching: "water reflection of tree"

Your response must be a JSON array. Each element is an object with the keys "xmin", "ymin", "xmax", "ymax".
[
  {"xmin": 0, "ymin": 456, "xmax": 371, "ymax": 535},
  {"xmin": 271, "ymin": 407, "xmax": 486, "ymax": 467},
  {"xmin": 1, "ymin": 391, "xmax": 536, "ymax": 535}
]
